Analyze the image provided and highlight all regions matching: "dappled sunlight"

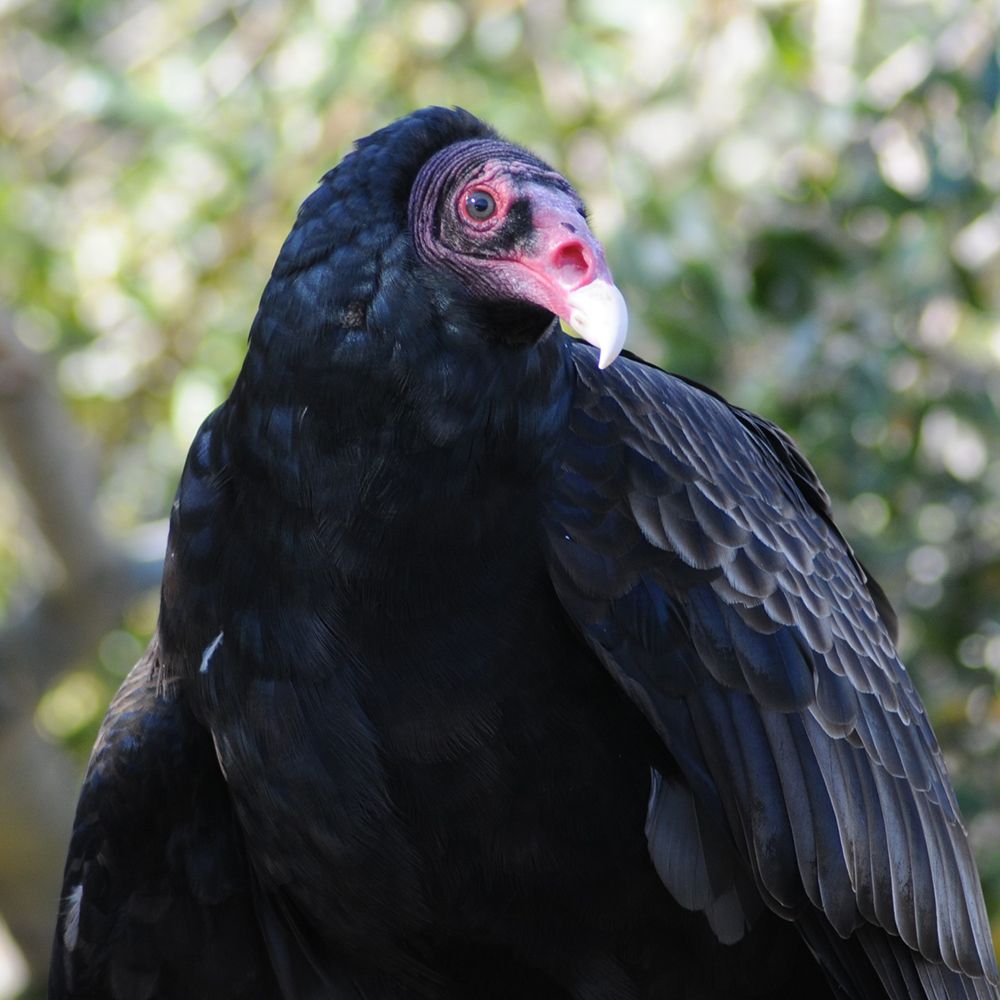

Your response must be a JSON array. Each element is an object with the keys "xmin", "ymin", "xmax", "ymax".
[{"xmin": 1, "ymin": 0, "xmax": 1000, "ymax": 991}]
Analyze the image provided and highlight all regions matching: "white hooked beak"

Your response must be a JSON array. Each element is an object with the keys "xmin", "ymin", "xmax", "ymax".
[{"xmin": 563, "ymin": 278, "xmax": 629, "ymax": 369}]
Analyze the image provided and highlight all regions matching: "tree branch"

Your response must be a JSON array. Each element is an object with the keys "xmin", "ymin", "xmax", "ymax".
[
  {"xmin": 0, "ymin": 312, "xmax": 166, "ymax": 990},
  {"xmin": 0, "ymin": 314, "xmax": 115, "ymax": 586}
]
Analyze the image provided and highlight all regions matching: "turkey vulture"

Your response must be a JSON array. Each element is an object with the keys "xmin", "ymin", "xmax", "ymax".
[{"xmin": 51, "ymin": 107, "xmax": 999, "ymax": 999}]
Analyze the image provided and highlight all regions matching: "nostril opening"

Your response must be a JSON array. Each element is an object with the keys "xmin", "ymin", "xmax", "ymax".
[{"xmin": 552, "ymin": 242, "xmax": 591, "ymax": 286}]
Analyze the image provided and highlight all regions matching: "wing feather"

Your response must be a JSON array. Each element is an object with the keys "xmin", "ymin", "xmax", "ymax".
[
  {"xmin": 51, "ymin": 647, "xmax": 278, "ymax": 999},
  {"xmin": 543, "ymin": 346, "xmax": 998, "ymax": 996}
]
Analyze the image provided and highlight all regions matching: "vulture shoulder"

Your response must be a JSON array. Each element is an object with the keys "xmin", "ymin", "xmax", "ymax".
[{"xmin": 543, "ymin": 344, "xmax": 999, "ymax": 999}]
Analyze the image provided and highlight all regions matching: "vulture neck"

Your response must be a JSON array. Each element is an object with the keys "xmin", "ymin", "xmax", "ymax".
[{"xmin": 224, "ymin": 308, "xmax": 574, "ymax": 586}]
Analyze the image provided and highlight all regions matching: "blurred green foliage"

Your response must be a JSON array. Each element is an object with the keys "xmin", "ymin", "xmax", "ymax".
[{"xmin": 2, "ymin": 0, "xmax": 1000, "ymax": 966}]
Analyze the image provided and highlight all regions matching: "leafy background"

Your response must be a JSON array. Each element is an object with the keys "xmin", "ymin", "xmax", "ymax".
[{"xmin": 1, "ymin": 0, "xmax": 998, "ymax": 994}]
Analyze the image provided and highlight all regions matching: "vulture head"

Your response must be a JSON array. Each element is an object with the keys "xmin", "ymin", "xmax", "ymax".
[
  {"xmin": 406, "ymin": 115, "xmax": 628, "ymax": 368},
  {"xmin": 262, "ymin": 106, "xmax": 627, "ymax": 375}
]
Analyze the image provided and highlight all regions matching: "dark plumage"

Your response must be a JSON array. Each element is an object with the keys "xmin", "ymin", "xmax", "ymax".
[{"xmin": 51, "ymin": 107, "xmax": 999, "ymax": 999}]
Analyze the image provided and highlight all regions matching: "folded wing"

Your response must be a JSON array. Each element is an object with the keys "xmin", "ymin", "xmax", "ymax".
[{"xmin": 543, "ymin": 346, "xmax": 998, "ymax": 999}]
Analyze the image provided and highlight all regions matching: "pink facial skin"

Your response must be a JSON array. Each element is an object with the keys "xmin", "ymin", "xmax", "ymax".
[
  {"xmin": 454, "ymin": 173, "xmax": 612, "ymax": 313},
  {"xmin": 411, "ymin": 144, "xmax": 628, "ymax": 366}
]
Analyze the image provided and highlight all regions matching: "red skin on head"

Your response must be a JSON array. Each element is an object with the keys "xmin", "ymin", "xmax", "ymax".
[{"xmin": 410, "ymin": 142, "xmax": 627, "ymax": 365}]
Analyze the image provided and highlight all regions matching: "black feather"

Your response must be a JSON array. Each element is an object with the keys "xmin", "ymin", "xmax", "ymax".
[{"xmin": 52, "ymin": 108, "xmax": 998, "ymax": 1000}]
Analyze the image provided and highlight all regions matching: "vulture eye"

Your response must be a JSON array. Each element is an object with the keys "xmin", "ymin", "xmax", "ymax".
[{"xmin": 464, "ymin": 190, "xmax": 497, "ymax": 221}]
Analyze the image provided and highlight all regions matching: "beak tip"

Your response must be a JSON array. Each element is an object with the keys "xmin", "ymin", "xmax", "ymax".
[
  {"xmin": 564, "ymin": 278, "xmax": 629, "ymax": 370},
  {"xmin": 597, "ymin": 342, "xmax": 618, "ymax": 369}
]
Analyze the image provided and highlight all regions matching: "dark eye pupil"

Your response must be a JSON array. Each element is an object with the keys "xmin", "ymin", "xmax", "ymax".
[{"xmin": 465, "ymin": 190, "xmax": 496, "ymax": 220}]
